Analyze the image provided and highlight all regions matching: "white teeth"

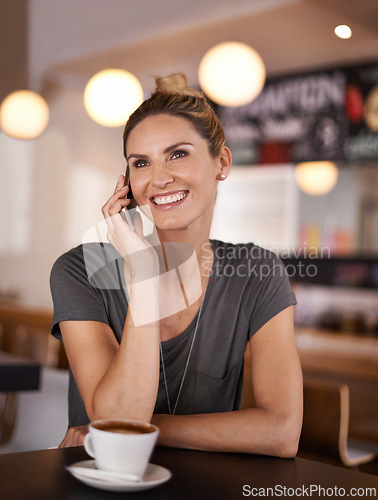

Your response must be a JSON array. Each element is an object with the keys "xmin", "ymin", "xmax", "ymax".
[{"xmin": 153, "ymin": 192, "xmax": 188, "ymax": 205}]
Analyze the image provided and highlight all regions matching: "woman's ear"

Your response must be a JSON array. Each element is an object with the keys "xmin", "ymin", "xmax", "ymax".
[{"xmin": 217, "ymin": 146, "xmax": 232, "ymax": 180}]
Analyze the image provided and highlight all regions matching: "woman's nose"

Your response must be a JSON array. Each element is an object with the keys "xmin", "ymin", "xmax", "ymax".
[{"xmin": 151, "ymin": 164, "xmax": 174, "ymax": 189}]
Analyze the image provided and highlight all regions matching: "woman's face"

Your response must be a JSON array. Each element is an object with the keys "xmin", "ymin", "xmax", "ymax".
[{"xmin": 126, "ymin": 113, "xmax": 230, "ymax": 235}]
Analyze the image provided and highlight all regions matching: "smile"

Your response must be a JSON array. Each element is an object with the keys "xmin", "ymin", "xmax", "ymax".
[{"xmin": 152, "ymin": 191, "xmax": 188, "ymax": 206}]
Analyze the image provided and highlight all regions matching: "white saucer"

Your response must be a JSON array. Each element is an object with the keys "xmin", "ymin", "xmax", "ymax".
[{"xmin": 66, "ymin": 460, "xmax": 172, "ymax": 492}]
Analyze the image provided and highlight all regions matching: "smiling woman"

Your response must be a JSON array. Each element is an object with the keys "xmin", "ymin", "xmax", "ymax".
[
  {"xmin": 50, "ymin": 73, "xmax": 303, "ymax": 457},
  {"xmin": 124, "ymin": 113, "xmax": 230, "ymax": 234}
]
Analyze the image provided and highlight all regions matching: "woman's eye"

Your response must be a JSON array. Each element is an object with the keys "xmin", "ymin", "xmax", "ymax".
[
  {"xmin": 171, "ymin": 150, "xmax": 188, "ymax": 160},
  {"xmin": 133, "ymin": 159, "xmax": 149, "ymax": 168}
]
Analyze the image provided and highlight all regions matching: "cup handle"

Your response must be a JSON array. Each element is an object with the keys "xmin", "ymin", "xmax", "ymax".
[{"xmin": 84, "ymin": 433, "xmax": 95, "ymax": 458}]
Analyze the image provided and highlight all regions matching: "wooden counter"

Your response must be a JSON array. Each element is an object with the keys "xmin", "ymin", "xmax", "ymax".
[
  {"xmin": 295, "ymin": 327, "xmax": 378, "ymax": 381},
  {"xmin": 2, "ymin": 446, "xmax": 378, "ymax": 499}
]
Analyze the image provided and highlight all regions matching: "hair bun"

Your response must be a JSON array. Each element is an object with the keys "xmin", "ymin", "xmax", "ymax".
[{"xmin": 154, "ymin": 72, "xmax": 203, "ymax": 98}]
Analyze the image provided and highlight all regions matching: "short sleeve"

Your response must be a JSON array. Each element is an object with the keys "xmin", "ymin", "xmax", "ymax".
[
  {"xmin": 50, "ymin": 245, "xmax": 110, "ymax": 340},
  {"xmin": 244, "ymin": 253, "xmax": 296, "ymax": 339}
]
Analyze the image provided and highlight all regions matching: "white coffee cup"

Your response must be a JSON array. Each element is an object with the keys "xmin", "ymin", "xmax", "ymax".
[{"xmin": 84, "ymin": 419, "xmax": 159, "ymax": 479}]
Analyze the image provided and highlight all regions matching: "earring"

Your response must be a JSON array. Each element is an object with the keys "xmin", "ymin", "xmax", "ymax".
[{"xmin": 219, "ymin": 174, "xmax": 226, "ymax": 180}]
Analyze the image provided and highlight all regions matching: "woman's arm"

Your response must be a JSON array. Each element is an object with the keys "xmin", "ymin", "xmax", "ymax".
[
  {"xmin": 60, "ymin": 176, "xmax": 162, "ymax": 425},
  {"xmin": 60, "ymin": 306, "xmax": 160, "ymax": 424},
  {"xmin": 151, "ymin": 306, "xmax": 303, "ymax": 457}
]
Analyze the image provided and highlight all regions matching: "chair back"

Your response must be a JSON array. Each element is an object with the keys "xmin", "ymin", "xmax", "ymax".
[
  {"xmin": 300, "ymin": 378, "xmax": 375, "ymax": 467},
  {"xmin": 301, "ymin": 378, "xmax": 348, "ymax": 457}
]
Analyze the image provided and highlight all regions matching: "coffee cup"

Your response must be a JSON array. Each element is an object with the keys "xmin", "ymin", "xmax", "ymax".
[{"xmin": 84, "ymin": 419, "xmax": 159, "ymax": 479}]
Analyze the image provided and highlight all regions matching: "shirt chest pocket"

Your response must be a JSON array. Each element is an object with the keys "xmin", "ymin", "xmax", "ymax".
[{"xmin": 193, "ymin": 365, "xmax": 240, "ymax": 414}]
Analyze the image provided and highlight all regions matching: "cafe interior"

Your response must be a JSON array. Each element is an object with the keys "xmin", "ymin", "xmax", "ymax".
[{"xmin": 1, "ymin": 0, "xmax": 378, "ymax": 482}]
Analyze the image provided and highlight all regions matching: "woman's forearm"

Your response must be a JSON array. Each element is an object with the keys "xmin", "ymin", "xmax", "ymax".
[
  {"xmin": 151, "ymin": 407, "xmax": 301, "ymax": 458},
  {"xmin": 90, "ymin": 278, "xmax": 161, "ymax": 422}
]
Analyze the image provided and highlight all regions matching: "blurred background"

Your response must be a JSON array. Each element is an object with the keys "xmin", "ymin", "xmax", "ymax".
[{"xmin": 0, "ymin": 0, "xmax": 377, "ymax": 467}]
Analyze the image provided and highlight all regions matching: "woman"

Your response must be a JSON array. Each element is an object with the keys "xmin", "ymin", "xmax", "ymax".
[{"xmin": 50, "ymin": 73, "xmax": 302, "ymax": 456}]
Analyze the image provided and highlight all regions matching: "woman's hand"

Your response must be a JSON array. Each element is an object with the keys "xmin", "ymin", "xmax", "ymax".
[
  {"xmin": 101, "ymin": 175, "xmax": 159, "ymax": 283},
  {"xmin": 58, "ymin": 425, "xmax": 89, "ymax": 448}
]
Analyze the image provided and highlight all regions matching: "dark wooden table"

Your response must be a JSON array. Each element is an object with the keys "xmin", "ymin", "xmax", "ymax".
[
  {"xmin": 0, "ymin": 351, "xmax": 41, "ymax": 391},
  {"xmin": 1, "ymin": 445, "xmax": 377, "ymax": 499}
]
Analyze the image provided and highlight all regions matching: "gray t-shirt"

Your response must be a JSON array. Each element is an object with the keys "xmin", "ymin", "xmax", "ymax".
[{"xmin": 50, "ymin": 240, "xmax": 296, "ymax": 427}]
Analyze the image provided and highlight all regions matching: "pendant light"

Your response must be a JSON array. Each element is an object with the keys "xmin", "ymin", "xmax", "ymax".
[
  {"xmin": 295, "ymin": 162, "xmax": 339, "ymax": 196},
  {"xmin": 83, "ymin": 69, "xmax": 143, "ymax": 127},
  {"xmin": 198, "ymin": 41, "xmax": 266, "ymax": 107},
  {"xmin": 334, "ymin": 25, "xmax": 352, "ymax": 39},
  {"xmin": 0, "ymin": 90, "xmax": 49, "ymax": 140}
]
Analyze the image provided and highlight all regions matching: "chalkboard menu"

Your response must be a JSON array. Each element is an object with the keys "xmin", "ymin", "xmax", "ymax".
[{"xmin": 216, "ymin": 61, "xmax": 378, "ymax": 165}]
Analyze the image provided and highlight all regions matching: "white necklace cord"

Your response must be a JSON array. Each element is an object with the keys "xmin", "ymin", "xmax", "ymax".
[{"xmin": 159, "ymin": 284, "xmax": 208, "ymax": 415}]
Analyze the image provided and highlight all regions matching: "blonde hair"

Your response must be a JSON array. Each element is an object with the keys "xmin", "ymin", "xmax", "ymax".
[
  {"xmin": 154, "ymin": 73, "xmax": 202, "ymax": 97},
  {"xmin": 123, "ymin": 72, "xmax": 225, "ymax": 160}
]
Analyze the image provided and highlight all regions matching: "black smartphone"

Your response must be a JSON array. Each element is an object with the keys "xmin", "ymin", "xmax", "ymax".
[
  {"xmin": 123, "ymin": 166, "xmax": 137, "ymax": 227},
  {"xmin": 124, "ymin": 166, "xmax": 137, "ymax": 210}
]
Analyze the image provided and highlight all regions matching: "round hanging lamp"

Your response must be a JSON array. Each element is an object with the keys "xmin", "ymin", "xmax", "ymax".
[
  {"xmin": 84, "ymin": 69, "xmax": 143, "ymax": 127},
  {"xmin": 295, "ymin": 162, "xmax": 339, "ymax": 196},
  {"xmin": 198, "ymin": 41, "xmax": 266, "ymax": 107},
  {"xmin": 0, "ymin": 90, "xmax": 49, "ymax": 140},
  {"xmin": 334, "ymin": 25, "xmax": 352, "ymax": 39}
]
